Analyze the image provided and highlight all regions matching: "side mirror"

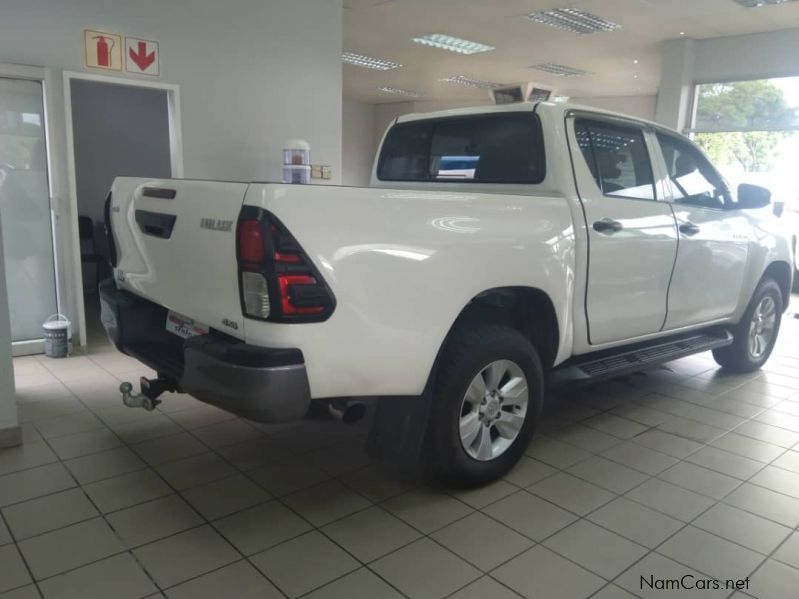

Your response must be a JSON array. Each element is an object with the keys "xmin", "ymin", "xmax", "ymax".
[
  {"xmin": 773, "ymin": 201, "xmax": 785, "ymax": 218},
  {"xmin": 737, "ymin": 183, "xmax": 771, "ymax": 210}
]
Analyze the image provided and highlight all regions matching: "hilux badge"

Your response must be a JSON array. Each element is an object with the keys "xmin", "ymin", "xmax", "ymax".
[{"xmin": 200, "ymin": 218, "xmax": 233, "ymax": 232}]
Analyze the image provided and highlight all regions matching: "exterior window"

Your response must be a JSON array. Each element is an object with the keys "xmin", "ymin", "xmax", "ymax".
[
  {"xmin": 657, "ymin": 133, "xmax": 731, "ymax": 209},
  {"xmin": 377, "ymin": 112, "xmax": 545, "ymax": 183},
  {"xmin": 575, "ymin": 119, "xmax": 655, "ymax": 200}
]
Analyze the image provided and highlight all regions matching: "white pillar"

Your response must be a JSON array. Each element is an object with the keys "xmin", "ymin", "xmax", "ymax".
[
  {"xmin": 0, "ymin": 209, "xmax": 20, "ymax": 448},
  {"xmin": 655, "ymin": 38, "xmax": 697, "ymax": 131}
]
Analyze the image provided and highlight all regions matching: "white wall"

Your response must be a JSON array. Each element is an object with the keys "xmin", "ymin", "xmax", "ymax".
[
  {"xmin": 342, "ymin": 99, "xmax": 375, "ymax": 187},
  {"xmin": 694, "ymin": 28, "xmax": 799, "ymax": 84},
  {"xmin": 0, "ymin": 210, "xmax": 18, "ymax": 443},
  {"xmin": 570, "ymin": 95, "xmax": 657, "ymax": 121},
  {"xmin": 0, "ymin": 0, "xmax": 343, "ymax": 343}
]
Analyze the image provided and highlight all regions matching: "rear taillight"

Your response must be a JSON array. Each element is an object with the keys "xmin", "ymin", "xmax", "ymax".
[
  {"xmin": 238, "ymin": 221, "xmax": 265, "ymax": 263},
  {"xmin": 236, "ymin": 208, "xmax": 335, "ymax": 322}
]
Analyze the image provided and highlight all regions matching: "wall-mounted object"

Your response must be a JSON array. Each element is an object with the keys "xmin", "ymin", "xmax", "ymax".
[
  {"xmin": 84, "ymin": 29, "xmax": 123, "ymax": 71},
  {"xmin": 125, "ymin": 37, "xmax": 160, "ymax": 76}
]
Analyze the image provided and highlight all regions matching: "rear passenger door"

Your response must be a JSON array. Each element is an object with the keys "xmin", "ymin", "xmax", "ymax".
[{"xmin": 568, "ymin": 116, "xmax": 679, "ymax": 345}]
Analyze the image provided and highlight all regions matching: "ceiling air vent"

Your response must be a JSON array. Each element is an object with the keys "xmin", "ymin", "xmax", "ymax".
[
  {"xmin": 489, "ymin": 83, "xmax": 553, "ymax": 105},
  {"xmin": 491, "ymin": 86, "xmax": 526, "ymax": 105},
  {"xmin": 531, "ymin": 63, "xmax": 592, "ymax": 77},
  {"xmin": 527, "ymin": 87, "xmax": 553, "ymax": 102},
  {"xmin": 527, "ymin": 8, "xmax": 622, "ymax": 34}
]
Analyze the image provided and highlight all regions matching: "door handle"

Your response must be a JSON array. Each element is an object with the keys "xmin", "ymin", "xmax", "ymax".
[
  {"xmin": 592, "ymin": 218, "xmax": 624, "ymax": 234},
  {"xmin": 679, "ymin": 222, "xmax": 701, "ymax": 236}
]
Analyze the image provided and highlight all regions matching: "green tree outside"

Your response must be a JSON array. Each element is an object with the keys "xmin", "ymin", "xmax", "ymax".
[{"xmin": 694, "ymin": 79, "xmax": 798, "ymax": 172}]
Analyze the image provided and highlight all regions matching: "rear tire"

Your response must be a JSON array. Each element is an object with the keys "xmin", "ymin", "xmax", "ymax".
[
  {"xmin": 429, "ymin": 325, "xmax": 543, "ymax": 487},
  {"xmin": 712, "ymin": 278, "xmax": 782, "ymax": 373}
]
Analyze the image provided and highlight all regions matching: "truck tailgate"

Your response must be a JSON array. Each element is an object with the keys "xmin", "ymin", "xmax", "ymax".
[{"xmin": 109, "ymin": 177, "xmax": 248, "ymax": 339}]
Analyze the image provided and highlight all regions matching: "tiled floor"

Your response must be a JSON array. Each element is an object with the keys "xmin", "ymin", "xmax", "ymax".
[{"xmin": 2, "ymin": 303, "xmax": 799, "ymax": 599}]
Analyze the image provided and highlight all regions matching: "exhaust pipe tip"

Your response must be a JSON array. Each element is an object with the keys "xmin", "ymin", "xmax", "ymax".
[{"xmin": 328, "ymin": 400, "xmax": 367, "ymax": 425}]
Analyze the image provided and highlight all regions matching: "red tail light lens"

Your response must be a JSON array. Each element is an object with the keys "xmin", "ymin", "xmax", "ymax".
[
  {"xmin": 236, "ymin": 208, "xmax": 334, "ymax": 323},
  {"xmin": 238, "ymin": 220, "xmax": 264, "ymax": 263},
  {"xmin": 275, "ymin": 252, "xmax": 302, "ymax": 264}
]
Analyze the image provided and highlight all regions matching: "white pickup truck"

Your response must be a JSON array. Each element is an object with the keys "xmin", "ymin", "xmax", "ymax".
[{"xmin": 100, "ymin": 102, "xmax": 794, "ymax": 486}]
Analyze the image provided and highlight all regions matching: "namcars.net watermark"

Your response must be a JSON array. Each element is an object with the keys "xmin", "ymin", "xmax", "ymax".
[{"xmin": 641, "ymin": 574, "xmax": 750, "ymax": 592}]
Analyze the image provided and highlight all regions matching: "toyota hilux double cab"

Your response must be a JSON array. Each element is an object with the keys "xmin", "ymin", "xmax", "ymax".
[{"xmin": 100, "ymin": 102, "xmax": 794, "ymax": 486}]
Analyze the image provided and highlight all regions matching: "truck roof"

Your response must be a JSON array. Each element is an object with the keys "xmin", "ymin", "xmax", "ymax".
[{"xmin": 394, "ymin": 100, "xmax": 670, "ymax": 133}]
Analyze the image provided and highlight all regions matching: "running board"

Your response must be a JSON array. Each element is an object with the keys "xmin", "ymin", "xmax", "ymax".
[{"xmin": 550, "ymin": 330, "xmax": 733, "ymax": 387}]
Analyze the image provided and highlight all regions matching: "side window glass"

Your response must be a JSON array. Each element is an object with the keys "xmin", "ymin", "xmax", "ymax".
[
  {"xmin": 574, "ymin": 119, "xmax": 655, "ymax": 200},
  {"xmin": 656, "ymin": 133, "xmax": 730, "ymax": 209}
]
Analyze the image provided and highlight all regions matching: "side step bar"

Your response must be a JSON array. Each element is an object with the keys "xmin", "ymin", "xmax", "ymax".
[{"xmin": 550, "ymin": 330, "xmax": 733, "ymax": 387}]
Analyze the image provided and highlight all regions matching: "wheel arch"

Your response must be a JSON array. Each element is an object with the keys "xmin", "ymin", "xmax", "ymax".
[{"xmin": 426, "ymin": 287, "xmax": 560, "ymax": 391}]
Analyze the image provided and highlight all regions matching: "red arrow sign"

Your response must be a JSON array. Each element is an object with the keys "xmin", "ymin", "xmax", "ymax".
[{"xmin": 129, "ymin": 41, "xmax": 155, "ymax": 71}]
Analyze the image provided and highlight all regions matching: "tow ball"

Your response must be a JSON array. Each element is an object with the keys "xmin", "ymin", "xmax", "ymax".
[{"xmin": 119, "ymin": 376, "xmax": 177, "ymax": 411}]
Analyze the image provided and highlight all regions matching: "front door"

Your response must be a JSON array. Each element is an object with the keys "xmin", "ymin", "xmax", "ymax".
[
  {"xmin": 569, "ymin": 116, "xmax": 679, "ymax": 345},
  {"xmin": 655, "ymin": 132, "xmax": 750, "ymax": 329}
]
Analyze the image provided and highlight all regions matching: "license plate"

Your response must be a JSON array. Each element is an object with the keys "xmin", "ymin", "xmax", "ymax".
[{"xmin": 165, "ymin": 311, "xmax": 209, "ymax": 339}]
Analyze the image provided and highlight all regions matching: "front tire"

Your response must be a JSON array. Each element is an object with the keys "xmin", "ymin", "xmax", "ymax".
[
  {"xmin": 429, "ymin": 325, "xmax": 543, "ymax": 487},
  {"xmin": 713, "ymin": 278, "xmax": 783, "ymax": 373}
]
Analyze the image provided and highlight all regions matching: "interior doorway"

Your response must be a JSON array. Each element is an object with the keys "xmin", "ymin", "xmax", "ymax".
[{"xmin": 64, "ymin": 72, "xmax": 183, "ymax": 347}]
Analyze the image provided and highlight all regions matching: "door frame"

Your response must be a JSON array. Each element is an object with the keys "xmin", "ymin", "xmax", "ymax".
[
  {"xmin": 0, "ymin": 63, "xmax": 62, "ymax": 357},
  {"xmin": 63, "ymin": 71, "xmax": 184, "ymax": 347}
]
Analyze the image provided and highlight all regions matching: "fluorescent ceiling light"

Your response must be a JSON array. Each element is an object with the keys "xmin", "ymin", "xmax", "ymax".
[
  {"xmin": 527, "ymin": 8, "xmax": 622, "ymax": 34},
  {"xmin": 530, "ymin": 63, "xmax": 592, "ymax": 77},
  {"xmin": 440, "ymin": 75, "xmax": 501, "ymax": 89},
  {"xmin": 378, "ymin": 86, "xmax": 421, "ymax": 97},
  {"xmin": 733, "ymin": 0, "xmax": 796, "ymax": 6},
  {"xmin": 342, "ymin": 52, "xmax": 401, "ymax": 70},
  {"xmin": 411, "ymin": 34, "xmax": 494, "ymax": 54}
]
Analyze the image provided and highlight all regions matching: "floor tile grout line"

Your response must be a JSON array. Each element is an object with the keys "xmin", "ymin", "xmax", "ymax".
[
  {"xmin": 10, "ymin": 339, "xmax": 799, "ymax": 597},
  {"xmin": 0, "ymin": 508, "xmax": 46, "ymax": 598},
  {"xmin": 9, "ymin": 407, "xmax": 794, "ymax": 597},
  {"xmin": 148, "ymin": 403, "xmax": 416, "ymax": 599},
  {"xmin": 720, "ymin": 518, "xmax": 799, "ymax": 599},
  {"xmin": 603, "ymin": 437, "xmax": 797, "ymax": 597},
  {"xmin": 22, "ymin": 411, "xmax": 170, "ymax": 594},
  {"xmin": 12, "ymin": 366, "xmax": 266, "ymax": 591},
  {"xmin": 19, "ymin": 371, "xmax": 798, "ymax": 590},
  {"xmin": 514, "ymin": 393, "xmax": 799, "ymax": 590}
]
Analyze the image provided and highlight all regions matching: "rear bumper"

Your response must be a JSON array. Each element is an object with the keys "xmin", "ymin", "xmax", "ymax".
[{"xmin": 99, "ymin": 279, "xmax": 311, "ymax": 422}]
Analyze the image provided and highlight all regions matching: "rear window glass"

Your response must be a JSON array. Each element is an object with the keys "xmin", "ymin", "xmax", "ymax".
[{"xmin": 377, "ymin": 112, "xmax": 545, "ymax": 184}]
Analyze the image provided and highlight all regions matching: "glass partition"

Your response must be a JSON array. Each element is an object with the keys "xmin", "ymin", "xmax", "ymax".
[{"xmin": 0, "ymin": 77, "xmax": 58, "ymax": 342}]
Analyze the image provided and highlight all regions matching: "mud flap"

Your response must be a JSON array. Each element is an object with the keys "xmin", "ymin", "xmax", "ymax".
[{"xmin": 366, "ymin": 392, "xmax": 433, "ymax": 474}]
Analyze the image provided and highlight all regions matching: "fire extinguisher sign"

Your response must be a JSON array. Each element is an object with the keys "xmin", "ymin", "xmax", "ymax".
[{"xmin": 84, "ymin": 30, "xmax": 123, "ymax": 71}]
